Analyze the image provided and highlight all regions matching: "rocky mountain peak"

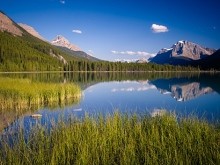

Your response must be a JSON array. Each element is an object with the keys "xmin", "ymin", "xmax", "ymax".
[
  {"xmin": 171, "ymin": 40, "xmax": 215, "ymax": 60},
  {"xmin": 51, "ymin": 35, "xmax": 81, "ymax": 51},
  {"xmin": 18, "ymin": 23, "xmax": 45, "ymax": 40},
  {"xmin": 150, "ymin": 40, "xmax": 216, "ymax": 65},
  {"xmin": 0, "ymin": 12, "xmax": 23, "ymax": 36}
]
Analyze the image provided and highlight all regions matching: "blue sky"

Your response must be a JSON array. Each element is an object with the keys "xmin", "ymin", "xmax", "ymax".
[{"xmin": 1, "ymin": 0, "xmax": 220, "ymax": 61}]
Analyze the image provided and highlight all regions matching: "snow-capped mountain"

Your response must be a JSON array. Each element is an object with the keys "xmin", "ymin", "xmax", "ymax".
[
  {"xmin": 150, "ymin": 40, "xmax": 216, "ymax": 65},
  {"xmin": 18, "ymin": 23, "xmax": 45, "ymax": 40},
  {"xmin": 51, "ymin": 35, "xmax": 81, "ymax": 51}
]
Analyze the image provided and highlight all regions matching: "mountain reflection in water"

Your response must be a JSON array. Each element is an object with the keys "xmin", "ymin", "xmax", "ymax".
[
  {"xmin": 150, "ymin": 73, "xmax": 220, "ymax": 102},
  {"xmin": 151, "ymin": 80, "xmax": 214, "ymax": 102}
]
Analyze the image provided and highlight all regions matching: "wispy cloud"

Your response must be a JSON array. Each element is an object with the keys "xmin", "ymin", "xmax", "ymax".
[
  {"xmin": 151, "ymin": 24, "xmax": 168, "ymax": 33},
  {"xmin": 60, "ymin": 0, "xmax": 65, "ymax": 4},
  {"xmin": 72, "ymin": 29, "xmax": 82, "ymax": 34},
  {"xmin": 111, "ymin": 50, "xmax": 156, "ymax": 57}
]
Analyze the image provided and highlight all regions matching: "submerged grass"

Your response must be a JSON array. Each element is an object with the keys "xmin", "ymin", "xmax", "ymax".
[
  {"xmin": 0, "ymin": 77, "xmax": 81, "ymax": 109},
  {"xmin": 0, "ymin": 112, "xmax": 219, "ymax": 165}
]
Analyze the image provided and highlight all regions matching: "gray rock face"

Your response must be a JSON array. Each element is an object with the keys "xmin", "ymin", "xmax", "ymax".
[
  {"xmin": 51, "ymin": 35, "xmax": 81, "ymax": 51},
  {"xmin": 49, "ymin": 49, "xmax": 67, "ymax": 64},
  {"xmin": 171, "ymin": 41, "xmax": 215, "ymax": 60},
  {"xmin": 151, "ymin": 40, "xmax": 216, "ymax": 65}
]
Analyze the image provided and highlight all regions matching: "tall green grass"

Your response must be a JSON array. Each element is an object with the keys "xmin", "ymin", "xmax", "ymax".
[
  {"xmin": 0, "ymin": 113, "xmax": 219, "ymax": 165},
  {"xmin": 0, "ymin": 77, "xmax": 81, "ymax": 109},
  {"xmin": 0, "ymin": 77, "xmax": 81, "ymax": 131}
]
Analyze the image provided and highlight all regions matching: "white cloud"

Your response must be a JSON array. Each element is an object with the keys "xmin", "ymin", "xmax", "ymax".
[
  {"xmin": 60, "ymin": 0, "xmax": 65, "ymax": 4},
  {"xmin": 111, "ymin": 50, "xmax": 156, "ymax": 57},
  {"xmin": 151, "ymin": 24, "xmax": 168, "ymax": 33},
  {"xmin": 72, "ymin": 29, "xmax": 82, "ymax": 34}
]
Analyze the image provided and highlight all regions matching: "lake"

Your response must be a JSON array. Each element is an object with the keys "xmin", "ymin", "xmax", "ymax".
[{"xmin": 1, "ymin": 72, "xmax": 220, "ymax": 135}]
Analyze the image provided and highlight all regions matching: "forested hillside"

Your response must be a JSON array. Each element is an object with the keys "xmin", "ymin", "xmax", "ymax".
[
  {"xmin": 0, "ymin": 30, "xmax": 86, "ymax": 71},
  {"xmin": 57, "ymin": 46, "xmax": 100, "ymax": 62}
]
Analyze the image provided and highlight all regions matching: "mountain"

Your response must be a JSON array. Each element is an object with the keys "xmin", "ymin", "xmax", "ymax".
[
  {"xmin": 0, "ymin": 11, "xmax": 22, "ymax": 36},
  {"xmin": 150, "ymin": 41, "xmax": 216, "ymax": 65},
  {"xmin": 193, "ymin": 49, "xmax": 220, "ymax": 70},
  {"xmin": 0, "ymin": 11, "xmax": 80, "ymax": 71},
  {"xmin": 17, "ymin": 24, "xmax": 100, "ymax": 61},
  {"xmin": 18, "ymin": 23, "xmax": 45, "ymax": 40},
  {"xmin": 52, "ymin": 35, "xmax": 100, "ymax": 61},
  {"xmin": 0, "ymin": 11, "xmax": 102, "ymax": 71},
  {"xmin": 51, "ymin": 35, "xmax": 81, "ymax": 51}
]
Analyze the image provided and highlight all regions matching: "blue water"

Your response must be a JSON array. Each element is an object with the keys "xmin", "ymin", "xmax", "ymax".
[{"xmin": 2, "ymin": 74, "xmax": 220, "ymax": 136}]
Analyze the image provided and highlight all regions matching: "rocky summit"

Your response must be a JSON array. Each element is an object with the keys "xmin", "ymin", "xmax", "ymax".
[{"xmin": 51, "ymin": 35, "xmax": 81, "ymax": 51}]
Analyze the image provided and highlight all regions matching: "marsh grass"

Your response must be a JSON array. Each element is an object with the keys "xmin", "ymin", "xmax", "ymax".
[
  {"xmin": 0, "ymin": 77, "xmax": 81, "ymax": 132},
  {"xmin": 0, "ymin": 77, "xmax": 81, "ymax": 110},
  {"xmin": 0, "ymin": 112, "xmax": 219, "ymax": 165}
]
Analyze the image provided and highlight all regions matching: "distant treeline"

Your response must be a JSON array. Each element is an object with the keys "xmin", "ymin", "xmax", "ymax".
[{"xmin": 64, "ymin": 60, "xmax": 198, "ymax": 72}]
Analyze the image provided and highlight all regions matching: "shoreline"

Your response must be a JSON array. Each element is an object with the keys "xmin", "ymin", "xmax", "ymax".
[{"xmin": 0, "ymin": 70, "xmax": 219, "ymax": 74}]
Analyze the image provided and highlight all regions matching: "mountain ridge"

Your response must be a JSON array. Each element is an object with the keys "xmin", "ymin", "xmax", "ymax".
[
  {"xmin": 18, "ymin": 23, "xmax": 46, "ymax": 41},
  {"xmin": 0, "ymin": 12, "xmax": 23, "ymax": 36}
]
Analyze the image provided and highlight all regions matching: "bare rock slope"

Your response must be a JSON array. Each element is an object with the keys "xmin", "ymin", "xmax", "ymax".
[
  {"xmin": 18, "ymin": 23, "xmax": 45, "ymax": 40},
  {"xmin": 0, "ymin": 12, "xmax": 22, "ymax": 36}
]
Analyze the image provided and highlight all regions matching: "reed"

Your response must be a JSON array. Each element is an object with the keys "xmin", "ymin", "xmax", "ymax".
[
  {"xmin": 0, "ymin": 77, "xmax": 81, "ymax": 109},
  {"xmin": 0, "ymin": 112, "xmax": 219, "ymax": 165},
  {"xmin": 0, "ymin": 77, "xmax": 81, "ymax": 131}
]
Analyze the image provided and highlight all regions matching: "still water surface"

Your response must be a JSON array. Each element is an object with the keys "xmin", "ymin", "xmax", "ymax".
[{"xmin": 2, "ymin": 72, "xmax": 220, "ymax": 134}]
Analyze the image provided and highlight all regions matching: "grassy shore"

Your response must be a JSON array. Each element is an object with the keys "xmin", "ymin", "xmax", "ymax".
[
  {"xmin": 0, "ymin": 112, "xmax": 219, "ymax": 165},
  {"xmin": 0, "ymin": 77, "xmax": 81, "ymax": 109},
  {"xmin": 0, "ymin": 77, "xmax": 81, "ymax": 131}
]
